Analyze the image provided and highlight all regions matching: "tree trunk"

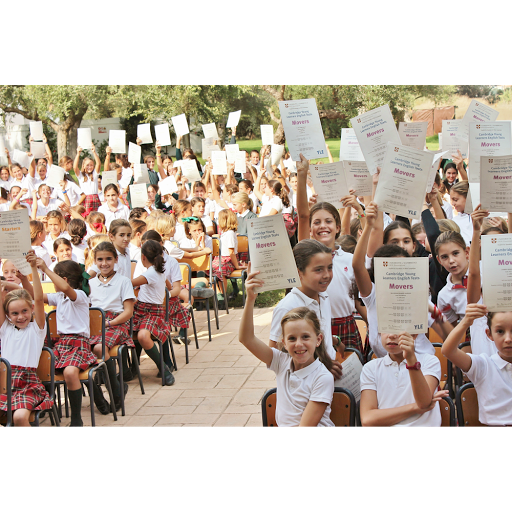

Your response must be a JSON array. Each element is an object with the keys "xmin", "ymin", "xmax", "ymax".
[
  {"xmin": 274, "ymin": 120, "xmax": 285, "ymax": 145},
  {"xmin": 56, "ymin": 127, "xmax": 69, "ymax": 162}
]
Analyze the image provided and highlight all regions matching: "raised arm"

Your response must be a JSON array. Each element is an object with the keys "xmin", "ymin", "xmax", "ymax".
[
  {"xmin": 36, "ymin": 258, "xmax": 77, "ymax": 302},
  {"xmin": 91, "ymin": 144, "xmax": 101, "ymax": 173},
  {"xmin": 74, "ymin": 147, "xmax": 82, "ymax": 178},
  {"xmin": 26, "ymin": 251, "xmax": 45, "ymax": 329},
  {"xmin": 155, "ymin": 141, "xmax": 166, "ymax": 180},
  {"xmin": 43, "ymin": 134, "xmax": 53, "ymax": 167},
  {"xmin": 325, "ymin": 143, "xmax": 334, "ymax": 163},
  {"xmin": 253, "ymin": 170, "xmax": 264, "ymax": 203},
  {"xmin": 452, "ymin": 150, "xmax": 468, "ymax": 182},
  {"xmin": 296, "ymin": 153, "xmax": 311, "ymax": 242},
  {"xmin": 467, "ymin": 204, "xmax": 489, "ymax": 304},
  {"xmin": 366, "ymin": 169, "xmax": 384, "ymax": 258},
  {"xmin": 104, "ymin": 146, "xmax": 112, "ymax": 174},
  {"xmin": 352, "ymin": 202, "xmax": 377, "ymax": 298}
]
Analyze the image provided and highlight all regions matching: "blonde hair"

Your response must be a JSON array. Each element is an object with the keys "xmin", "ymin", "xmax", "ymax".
[
  {"xmin": 218, "ymin": 209, "xmax": 238, "ymax": 232},
  {"xmin": 47, "ymin": 210, "xmax": 67, "ymax": 232},
  {"xmin": 450, "ymin": 180, "xmax": 469, "ymax": 198},
  {"xmin": 81, "ymin": 157, "xmax": 95, "ymax": 181},
  {"xmin": 152, "ymin": 214, "xmax": 176, "ymax": 239},
  {"xmin": 3, "ymin": 289, "xmax": 33, "ymax": 315},
  {"xmin": 84, "ymin": 234, "xmax": 110, "ymax": 269},
  {"xmin": 232, "ymin": 192, "xmax": 253, "ymax": 212},
  {"xmin": 437, "ymin": 219, "xmax": 460, "ymax": 234},
  {"xmin": 30, "ymin": 219, "xmax": 45, "ymax": 243}
]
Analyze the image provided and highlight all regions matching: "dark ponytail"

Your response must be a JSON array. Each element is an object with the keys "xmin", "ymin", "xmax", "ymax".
[
  {"xmin": 68, "ymin": 218, "xmax": 87, "ymax": 246},
  {"xmin": 269, "ymin": 179, "xmax": 290, "ymax": 208},
  {"xmin": 141, "ymin": 239, "xmax": 165, "ymax": 274}
]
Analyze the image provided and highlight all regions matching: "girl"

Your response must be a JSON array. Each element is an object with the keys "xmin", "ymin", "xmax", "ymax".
[
  {"xmin": 0, "ymin": 252, "xmax": 53, "ymax": 426},
  {"xmin": 129, "ymin": 218, "xmax": 147, "ymax": 263},
  {"xmin": 191, "ymin": 196, "xmax": 214, "ymax": 236},
  {"xmin": 108, "ymin": 219, "xmax": 132, "ymax": 279},
  {"xmin": 232, "ymin": 192, "xmax": 256, "ymax": 236},
  {"xmin": 86, "ymin": 211, "xmax": 107, "ymax": 237},
  {"xmin": 44, "ymin": 210, "xmax": 70, "ymax": 259},
  {"xmin": 58, "ymin": 155, "xmax": 79, "ymax": 185},
  {"xmin": 238, "ymin": 179, "xmax": 259, "ymax": 214},
  {"xmin": 450, "ymin": 181, "xmax": 472, "ymax": 246},
  {"xmin": 37, "ymin": 258, "xmax": 97, "ymax": 426},
  {"xmin": 212, "ymin": 209, "xmax": 247, "ymax": 305},
  {"xmin": 256, "ymin": 179, "xmax": 286, "ymax": 217},
  {"xmin": 98, "ymin": 184, "xmax": 130, "ymax": 230},
  {"xmin": 30, "ymin": 220, "xmax": 53, "ymax": 269},
  {"xmin": 240, "ymin": 264, "xmax": 335, "ymax": 426},
  {"xmin": 84, "ymin": 234, "xmax": 110, "ymax": 274},
  {"xmin": 172, "ymin": 199, "xmax": 193, "ymax": 243},
  {"xmin": 131, "ymin": 240, "xmax": 175, "ymax": 386},
  {"xmin": 1, "ymin": 260, "xmax": 22, "ymax": 285},
  {"xmin": 74, "ymin": 144, "xmax": 101, "ymax": 216},
  {"xmin": 182, "ymin": 217, "xmax": 213, "ymax": 252},
  {"xmin": 0, "ymin": 165, "xmax": 12, "ymax": 190},
  {"xmin": 89, "ymin": 241, "xmax": 136, "ymax": 411},
  {"xmin": 145, "ymin": 183, "xmax": 159, "ymax": 213},
  {"xmin": 49, "ymin": 239, "xmax": 75, "ymax": 270},
  {"xmin": 34, "ymin": 184, "xmax": 61, "ymax": 219},
  {"xmin": 68, "ymin": 218, "xmax": 88, "ymax": 264},
  {"xmin": 442, "ymin": 304, "xmax": 512, "ymax": 425}
]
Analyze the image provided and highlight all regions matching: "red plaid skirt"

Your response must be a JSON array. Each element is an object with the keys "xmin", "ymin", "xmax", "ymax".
[
  {"xmin": 84, "ymin": 194, "xmax": 102, "ymax": 216},
  {"xmin": 331, "ymin": 315, "xmax": 363, "ymax": 353},
  {"xmin": 238, "ymin": 252, "xmax": 249, "ymax": 264},
  {"xmin": 212, "ymin": 255, "xmax": 235, "ymax": 279},
  {"xmin": 89, "ymin": 310, "xmax": 134, "ymax": 349},
  {"xmin": 53, "ymin": 334, "xmax": 97, "ymax": 370},
  {"xmin": 168, "ymin": 296, "xmax": 190, "ymax": 329},
  {"xmin": 0, "ymin": 366, "xmax": 53, "ymax": 412},
  {"xmin": 133, "ymin": 301, "xmax": 171, "ymax": 345},
  {"xmin": 24, "ymin": 197, "xmax": 34, "ymax": 207}
]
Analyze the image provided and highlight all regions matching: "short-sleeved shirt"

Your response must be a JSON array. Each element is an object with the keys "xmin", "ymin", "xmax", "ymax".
[
  {"xmin": 79, "ymin": 171, "xmax": 99, "ymax": 195},
  {"xmin": 47, "ymin": 290, "xmax": 90, "ymax": 337},
  {"xmin": 0, "ymin": 319, "xmax": 47, "ymax": 368},
  {"xmin": 54, "ymin": 181, "xmax": 83, "ymax": 206},
  {"xmin": 259, "ymin": 195, "xmax": 283, "ymax": 216},
  {"xmin": 98, "ymin": 200, "xmax": 130, "ymax": 230},
  {"xmin": 89, "ymin": 273, "xmax": 136, "ymax": 314},
  {"xmin": 453, "ymin": 213, "xmax": 473, "ymax": 246},
  {"xmin": 269, "ymin": 348, "xmax": 334, "ymax": 427},
  {"xmin": 329, "ymin": 247, "xmax": 356, "ymax": 319},
  {"xmin": 116, "ymin": 247, "xmax": 131, "ymax": 279},
  {"xmin": 36, "ymin": 198, "xmax": 62, "ymax": 218},
  {"xmin": 164, "ymin": 240, "xmax": 185, "ymax": 260},
  {"xmin": 220, "ymin": 230, "xmax": 237, "ymax": 256},
  {"xmin": 137, "ymin": 265, "xmax": 166, "ymax": 304}
]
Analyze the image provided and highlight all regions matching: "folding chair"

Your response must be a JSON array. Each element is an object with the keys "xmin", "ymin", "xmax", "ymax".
[
  {"xmin": 41, "ymin": 281, "xmax": 56, "ymax": 313},
  {"xmin": 456, "ymin": 383, "xmax": 484, "ymax": 426},
  {"xmin": 336, "ymin": 347, "xmax": 365, "ymax": 365},
  {"xmin": 178, "ymin": 253, "xmax": 219, "ymax": 343},
  {"xmin": 47, "ymin": 308, "xmax": 118, "ymax": 426},
  {"xmin": 366, "ymin": 350, "xmax": 378, "ymax": 363},
  {"xmin": 428, "ymin": 327, "xmax": 444, "ymax": 344},
  {"xmin": 179, "ymin": 262, "xmax": 199, "ymax": 363},
  {"xmin": 231, "ymin": 235, "xmax": 248, "ymax": 306},
  {"xmin": 0, "ymin": 357, "xmax": 13, "ymax": 427},
  {"xmin": 211, "ymin": 237, "xmax": 229, "ymax": 315},
  {"xmin": 455, "ymin": 341, "xmax": 472, "ymax": 389},
  {"xmin": 439, "ymin": 396, "xmax": 456, "ymax": 427},
  {"xmin": 355, "ymin": 318, "xmax": 367, "ymax": 346},
  {"xmin": 432, "ymin": 342, "xmax": 454, "ymax": 398}
]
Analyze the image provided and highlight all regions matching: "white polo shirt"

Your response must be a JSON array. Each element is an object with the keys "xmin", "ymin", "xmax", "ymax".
[
  {"xmin": 174, "ymin": 223, "xmax": 187, "ymax": 243},
  {"xmin": 329, "ymin": 247, "xmax": 356, "ymax": 319},
  {"xmin": 54, "ymin": 181, "xmax": 82, "ymax": 207},
  {"xmin": 453, "ymin": 212, "xmax": 472, "ymax": 246},
  {"xmin": 268, "ymin": 348, "xmax": 334, "ymax": 427},
  {"xmin": 98, "ymin": 200, "xmax": 130, "ymax": 230},
  {"xmin": 89, "ymin": 273, "xmax": 136, "ymax": 314},
  {"xmin": 47, "ymin": 290, "xmax": 90, "ymax": 337},
  {"xmin": 465, "ymin": 353, "xmax": 512, "ymax": 425},
  {"xmin": 360, "ymin": 353, "xmax": 442, "ymax": 426},
  {"xmin": 259, "ymin": 195, "xmax": 283, "ymax": 216},
  {"xmin": 270, "ymin": 288, "xmax": 335, "ymax": 360},
  {"xmin": 116, "ymin": 247, "xmax": 131, "ymax": 279},
  {"xmin": 0, "ymin": 318, "xmax": 47, "ymax": 368},
  {"xmin": 164, "ymin": 240, "xmax": 185, "ymax": 260},
  {"xmin": 35, "ymin": 198, "xmax": 61, "ymax": 217},
  {"xmin": 78, "ymin": 171, "xmax": 99, "ymax": 195},
  {"xmin": 130, "ymin": 244, "xmax": 141, "ymax": 263},
  {"xmin": 137, "ymin": 265, "xmax": 166, "ymax": 305}
]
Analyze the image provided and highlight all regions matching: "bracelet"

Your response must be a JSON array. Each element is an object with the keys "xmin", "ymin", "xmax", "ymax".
[
  {"xmin": 333, "ymin": 335, "xmax": 341, "ymax": 348},
  {"xmin": 62, "ymin": 190, "xmax": 68, "ymax": 194},
  {"xmin": 357, "ymin": 212, "xmax": 367, "ymax": 219},
  {"xmin": 431, "ymin": 306, "xmax": 443, "ymax": 321},
  {"xmin": 107, "ymin": 319, "xmax": 111, "ymax": 328},
  {"xmin": 157, "ymin": 154, "xmax": 161, "ymax": 157}
]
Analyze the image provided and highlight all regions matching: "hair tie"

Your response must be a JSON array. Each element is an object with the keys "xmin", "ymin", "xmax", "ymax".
[
  {"xmin": 80, "ymin": 265, "xmax": 91, "ymax": 296},
  {"xmin": 92, "ymin": 222, "xmax": 104, "ymax": 232},
  {"xmin": 181, "ymin": 216, "xmax": 199, "ymax": 223}
]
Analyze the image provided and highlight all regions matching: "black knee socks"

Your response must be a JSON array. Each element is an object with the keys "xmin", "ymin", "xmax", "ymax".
[
  {"xmin": 106, "ymin": 359, "xmax": 120, "ymax": 398},
  {"xmin": 68, "ymin": 389, "xmax": 83, "ymax": 427}
]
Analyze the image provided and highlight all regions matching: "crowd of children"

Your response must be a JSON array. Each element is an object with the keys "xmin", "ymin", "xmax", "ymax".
[{"xmin": 1, "ymin": 119, "xmax": 512, "ymax": 427}]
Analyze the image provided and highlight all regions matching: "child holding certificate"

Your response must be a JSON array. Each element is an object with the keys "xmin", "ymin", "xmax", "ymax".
[
  {"xmin": 74, "ymin": 145, "xmax": 101, "ymax": 217},
  {"xmin": 450, "ymin": 181, "xmax": 473, "ymax": 246},
  {"xmin": 240, "ymin": 263, "xmax": 335, "ymax": 427}
]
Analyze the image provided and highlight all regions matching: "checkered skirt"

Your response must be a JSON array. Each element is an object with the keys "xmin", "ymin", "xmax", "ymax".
[
  {"xmin": 168, "ymin": 296, "xmax": 191, "ymax": 329},
  {"xmin": 52, "ymin": 334, "xmax": 98, "ymax": 370},
  {"xmin": 0, "ymin": 366, "xmax": 53, "ymax": 411},
  {"xmin": 89, "ymin": 310, "xmax": 135, "ymax": 349},
  {"xmin": 133, "ymin": 301, "xmax": 171, "ymax": 345},
  {"xmin": 84, "ymin": 194, "xmax": 102, "ymax": 216},
  {"xmin": 212, "ymin": 255, "xmax": 235, "ymax": 279},
  {"xmin": 331, "ymin": 315, "xmax": 363, "ymax": 353}
]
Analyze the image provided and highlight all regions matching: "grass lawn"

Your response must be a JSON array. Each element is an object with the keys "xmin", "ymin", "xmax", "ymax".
[{"xmin": 426, "ymin": 134, "xmax": 440, "ymax": 151}]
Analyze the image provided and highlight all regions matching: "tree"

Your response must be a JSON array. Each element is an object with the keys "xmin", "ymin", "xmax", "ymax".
[{"xmin": 0, "ymin": 85, "xmax": 112, "ymax": 160}]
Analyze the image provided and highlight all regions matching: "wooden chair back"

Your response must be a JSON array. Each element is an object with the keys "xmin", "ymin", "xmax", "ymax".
[
  {"xmin": 179, "ymin": 263, "xmax": 192, "ymax": 303},
  {"xmin": 432, "ymin": 343, "xmax": 449, "ymax": 388},
  {"xmin": 355, "ymin": 319, "xmax": 367, "ymax": 344},
  {"xmin": 237, "ymin": 235, "xmax": 249, "ymax": 253},
  {"xmin": 428, "ymin": 327, "xmax": 444, "ymax": 344},
  {"xmin": 42, "ymin": 282, "xmax": 57, "ymax": 313},
  {"xmin": 457, "ymin": 383, "xmax": 484, "ymax": 426},
  {"xmin": 89, "ymin": 308, "xmax": 104, "ymax": 337},
  {"xmin": 0, "ymin": 358, "xmax": 8, "ymax": 396},
  {"xmin": 168, "ymin": 239, "xmax": 180, "ymax": 248},
  {"xmin": 47, "ymin": 310, "xmax": 58, "ymax": 340},
  {"xmin": 211, "ymin": 237, "xmax": 220, "ymax": 257},
  {"xmin": 36, "ymin": 348, "xmax": 53, "ymax": 383},
  {"xmin": 261, "ymin": 388, "xmax": 277, "ymax": 426},
  {"xmin": 440, "ymin": 396, "xmax": 456, "ymax": 427}
]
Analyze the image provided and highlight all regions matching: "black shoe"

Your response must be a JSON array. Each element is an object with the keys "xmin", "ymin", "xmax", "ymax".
[
  {"xmin": 195, "ymin": 302, "xmax": 204, "ymax": 311},
  {"xmin": 114, "ymin": 383, "xmax": 129, "ymax": 411},
  {"xmin": 123, "ymin": 367, "xmax": 134, "ymax": 382},
  {"xmin": 94, "ymin": 393, "xmax": 111, "ymax": 415},
  {"xmin": 94, "ymin": 372, "xmax": 104, "ymax": 386},
  {"xmin": 163, "ymin": 367, "xmax": 175, "ymax": 386}
]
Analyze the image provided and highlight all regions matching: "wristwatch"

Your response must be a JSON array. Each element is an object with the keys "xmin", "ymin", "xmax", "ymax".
[{"xmin": 406, "ymin": 362, "xmax": 421, "ymax": 370}]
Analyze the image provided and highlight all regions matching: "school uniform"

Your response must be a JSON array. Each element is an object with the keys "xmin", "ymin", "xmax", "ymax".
[
  {"xmin": 89, "ymin": 273, "xmax": 136, "ymax": 349},
  {"xmin": 442, "ymin": 200, "xmax": 453, "ymax": 220},
  {"xmin": 453, "ymin": 212, "xmax": 473, "ymax": 246},
  {"xmin": 43, "ymin": 232, "xmax": 71, "ymax": 259},
  {"xmin": 249, "ymin": 192, "xmax": 259, "ymax": 214},
  {"xmin": 72, "ymin": 242, "xmax": 87, "ymax": 265},
  {"xmin": 163, "ymin": 253, "xmax": 190, "ymax": 329},
  {"xmin": 53, "ymin": 181, "xmax": 82, "ymax": 207},
  {"xmin": 35, "ymin": 198, "xmax": 61, "ymax": 218},
  {"xmin": 0, "ymin": 177, "xmax": 13, "ymax": 190},
  {"xmin": 212, "ymin": 229, "xmax": 237, "ymax": 279},
  {"xmin": 259, "ymin": 196, "xmax": 283, "ymax": 216},
  {"xmin": 79, "ymin": 171, "xmax": 101, "ymax": 214},
  {"xmin": 164, "ymin": 240, "xmax": 185, "ymax": 260},
  {"xmin": 0, "ymin": 319, "xmax": 53, "ymax": 412},
  {"xmin": 236, "ymin": 209, "xmax": 257, "ymax": 237},
  {"xmin": 174, "ymin": 222, "xmax": 187, "ymax": 244},
  {"xmin": 116, "ymin": 247, "xmax": 131, "ymax": 279},
  {"xmin": 47, "ymin": 290, "xmax": 97, "ymax": 370},
  {"xmin": 130, "ymin": 244, "xmax": 141, "ymax": 263},
  {"xmin": 98, "ymin": 200, "xmax": 130, "ymax": 230},
  {"xmin": 32, "ymin": 244, "xmax": 53, "ymax": 269},
  {"xmin": 268, "ymin": 347, "xmax": 334, "ymax": 427},
  {"xmin": 360, "ymin": 353, "xmax": 442, "ymax": 426},
  {"xmin": 464, "ymin": 353, "xmax": 512, "ymax": 425}
]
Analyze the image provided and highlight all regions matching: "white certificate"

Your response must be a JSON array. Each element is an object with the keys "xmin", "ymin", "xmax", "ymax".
[
  {"xmin": 225, "ymin": 143, "xmax": 239, "ymax": 164},
  {"xmin": 202, "ymin": 123, "xmax": 219, "ymax": 140},
  {"xmin": 310, "ymin": 162, "xmax": 348, "ymax": 209},
  {"xmin": 201, "ymin": 137, "xmax": 214, "ymax": 159},
  {"xmin": 271, "ymin": 144, "xmax": 285, "ymax": 166},
  {"xmin": 278, "ymin": 98, "xmax": 326, "ymax": 161},
  {"xmin": 101, "ymin": 170, "xmax": 118, "ymax": 189},
  {"xmin": 226, "ymin": 110, "xmax": 241, "ymax": 128},
  {"xmin": 261, "ymin": 125, "xmax": 274, "ymax": 145},
  {"xmin": 480, "ymin": 156, "xmax": 512, "ymax": 213},
  {"xmin": 46, "ymin": 165, "xmax": 65, "ymax": 188},
  {"xmin": 77, "ymin": 128, "xmax": 92, "ymax": 149},
  {"xmin": 171, "ymin": 113, "xmax": 189, "ymax": 137},
  {"xmin": 465, "ymin": 182, "xmax": 507, "ymax": 217},
  {"xmin": 30, "ymin": 141, "xmax": 46, "ymax": 159},
  {"xmin": 29, "ymin": 121, "xmax": 44, "ymax": 141},
  {"xmin": 468, "ymin": 122, "xmax": 511, "ymax": 183},
  {"xmin": 128, "ymin": 142, "xmax": 141, "ymax": 164},
  {"xmin": 374, "ymin": 143, "xmax": 434, "ymax": 220},
  {"xmin": 10, "ymin": 257, "xmax": 32, "ymax": 276},
  {"xmin": 12, "ymin": 149, "xmax": 33, "ymax": 169},
  {"xmin": 211, "ymin": 151, "xmax": 228, "ymax": 175},
  {"xmin": 482, "ymin": 234, "xmax": 512, "ymax": 312},
  {"xmin": 438, "ymin": 132, "xmax": 442, "ymax": 149},
  {"xmin": 137, "ymin": 123, "xmax": 153, "ymax": 144},
  {"xmin": 109, "ymin": 130, "xmax": 126, "ymax": 154},
  {"xmin": 0, "ymin": 209, "xmax": 32, "ymax": 258},
  {"xmin": 129, "ymin": 184, "xmax": 148, "ymax": 208},
  {"xmin": 441, "ymin": 120, "xmax": 468, "ymax": 158},
  {"xmin": 398, "ymin": 121, "xmax": 428, "ymax": 151},
  {"xmin": 158, "ymin": 176, "xmax": 179, "ymax": 196},
  {"xmin": 425, "ymin": 151, "xmax": 449, "ymax": 192},
  {"xmin": 343, "ymin": 161, "xmax": 373, "ymax": 196},
  {"xmin": 460, "ymin": 99, "xmax": 499, "ymax": 141},
  {"xmin": 154, "ymin": 124, "xmax": 171, "ymax": 147},
  {"xmin": 133, "ymin": 164, "xmax": 150, "ymax": 184},
  {"xmin": 338, "ymin": 353, "xmax": 363, "ymax": 402},
  {"xmin": 350, "ymin": 104, "xmax": 401, "ymax": 175},
  {"xmin": 234, "ymin": 151, "xmax": 246, "ymax": 174},
  {"xmin": 339, "ymin": 128, "xmax": 364, "ymax": 162},
  {"xmin": 181, "ymin": 159, "xmax": 202, "ymax": 182},
  {"xmin": 247, "ymin": 215, "xmax": 300, "ymax": 293},
  {"xmin": 374, "ymin": 257, "xmax": 429, "ymax": 334}
]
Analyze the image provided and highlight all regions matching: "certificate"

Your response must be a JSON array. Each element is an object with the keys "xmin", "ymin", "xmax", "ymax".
[
  {"xmin": 425, "ymin": 151, "xmax": 449, "ymax": 192},
  {"xmin": 247, "ymin": 215, "xmax": 300, "ymax": 293},
  {"xmin": 339, "ymin": 128, "xmax": 364, "ymax": 162},
  {"xmin": 480, "ymin": 156, "xmax": 512, "ymax": 213},
  {"xmin": 374, "ymin": 143, "xmax": 434, "ymax": 220},
  {"xmin": 180, "ymin": 159, "xmax": 202, "ymax": 182},
  {"xmin": 211, "ymin": 151, "xmax": 227, "ymax": 175},
  {"xmin": 202, "ymin": 123, "xmax": 219, "ymax": 140},
  {"xmin": 137, "ymin": 123, "xmax": 153, "ymax": 144},
  {"xmin": 261, "ymin": 125, "xmax": 274, "ymax": 145},
  {"xmin": 158, "ymin": 176, "xmax": 179, "ymax": 196},
  {"xmin": 171, "ymin": 113, "xmax": 189, "ymax": 137},
  {"xmin": 398, "ymin": 121, "xmax": 428, "ymax": 151},
  {"xmin": 225, "ymin": 144, "xmax": 239, "ymax": 164},
  {"xmin": 350, "ymin": 104, "xmax": 401, "ymax": 174},
  {"xmin": 77, "ymin": 128, "xmax": 92, "ymax": 149},
  {"xmin": 460, "ymin": 99, "xmax": 499, "ymax": 141},
  {"xmin": 465, "ymin": 182, "xmax": 507, "ymax": 217},
  {"xmin": 343, "ymin": 161, "xmax": 373, "ymax": 196},
  {"xmin": 337, "ymin": 353, "xmax": 363, "ymax": 402},
  {"xmin": 101, "ymin": 170, "xmax": 118, "ymax": 189},
  {"xmin": 10, "ymin": 257, "xmax": 32, "ymax": 276},
  {"xmin": 12, "ymin": 149, "xmax": 33, "ymax": 169},
  {"xmin": 30, "ymin": 141, "xmax": 46, "ymax": 159},
  {"xmin": 129, "ymin": 184, "xmax": 148, "ymax": 208},
  {"xmin": 468, "ymin": 122, "xmax": 511, "ymax": 183},
  {"xmin": 154, "ymin": 124, "xmax": 171, "ymax": 147},
  {"xmin": 133, "ymin": 164, "xmax": 150, "ymax": 184},
  {"xmin": 310, "ymin": 162, "xmax": 348, "ymax": 209},
  {"xmin": 438, "ymin": 132, "xmax": 442, "ymax": 149},
  {"xmin": 374, "ymin": 257, "xmax": 429, "ymax": 334},
  {"xmin": 29, "ymin": 121, "xmax": 44, "ymax": 141},
  {"xmin": 278, "ymin": 98, "xmax": 326, "ymax": 161},
  {"xmin": 226, "ymin": 110, "xmax": 241, "ymax": 128},
  {"xmin": 482, "ymin": 234, "xmax": 512, "ymax": 312},
  {"xmin": 201, "ymin": 138, "xmax": 215, "ymax": 159},
  {"xmin": 46, "ymin": 165, "xmax": 65, "ymax": 188},
  {"xmin": 109, "ymin": 130, "xmax": 126, "ymax": 154},
  {"xmin": 271, "ymin": 144, "xmax": 284, "ymax": 166},
  {"xmin": 441, "ymin": 120, "xmax": 468, "ymax": 158},
  {"xmin": 0, "ymin": 209, "xmax": 32, "ymax": 259},
  {"xmin": 234, "ymin": 151, "xmax": 246, "ymax": 174},
  {"xmin": 127, "ymin": 142, "xmax": 141, "ymax": 165}
]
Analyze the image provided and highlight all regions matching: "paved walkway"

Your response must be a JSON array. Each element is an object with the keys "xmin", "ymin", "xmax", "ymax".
[{"xmin": 42, "ymin": 306, "xmax": 276, "ymax": 427}]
